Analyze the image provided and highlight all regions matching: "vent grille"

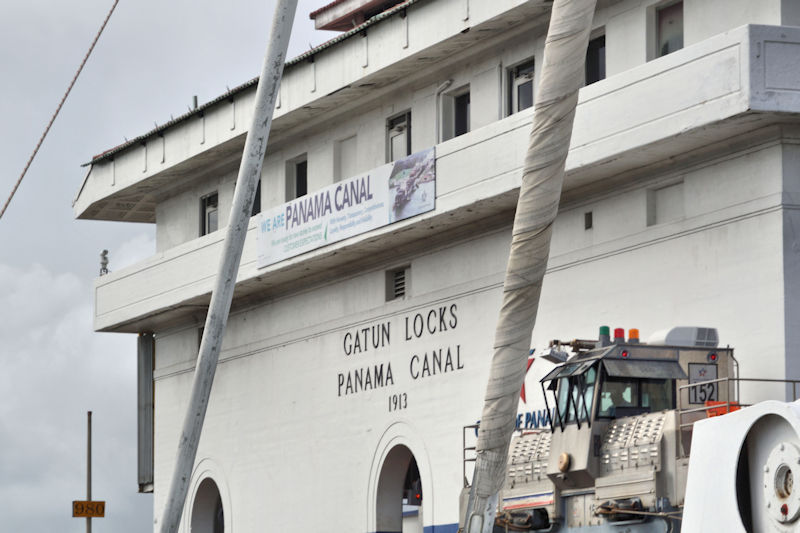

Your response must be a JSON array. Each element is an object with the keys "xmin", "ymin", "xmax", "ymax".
[
  {"xmin": 386, "ymin": 266, "xmax": 409, "ymax": 301},
  {"xmin": 393, "ymin": 269, "xmax": 406, "ymax": 298}
]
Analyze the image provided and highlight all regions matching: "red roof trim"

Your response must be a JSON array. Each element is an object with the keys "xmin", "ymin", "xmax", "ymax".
[{"xmin": 310, "ymin": 0, "xmax": 349, "ymax": 19}]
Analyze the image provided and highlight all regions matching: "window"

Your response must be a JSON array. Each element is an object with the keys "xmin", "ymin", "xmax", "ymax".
[
  {"xmin": 386, "ymin": 266, "xmax": 409, "ymax": 301},
  {"xmin": 285, "ymin": 155, "xmax": 308, "ymax": 201},
  {"xmin": 335, "ymin": 135, "xmax": 358, "ymax": 181},
  {"xmin": 656, "ymin": 1, "xmax": 683, "ymax": 58},
  {"xmin": 585, "ymin": 35, "xmax": 606, "ymax": 85},
  {"xmin": 567, "ymin": 365, "xmax": 597, "ymax": 423},
  {"xmin": 442, "ymin": 87, "xmax": 470, "ymax": 141},
  {"xmin": 509, "ymin": 59, "xmax": 535, "ymax": 114},
  {"xmin": 597, "ymin": 377, "xmax": 674, "ymax": 418},
  {"xmin": 200, "ymin": 192, "xmax": 218, "ymax": 236},
  {"xmin": 584, "ymin": 211, "xmax": 593, "ymax": 230},
  {"xmin": 454, "ymin": 92, "xmax": 470, "ymax": 137},
  {"xmin": 386, "ymin": 112, "xmax": 411, "ymax": 162},
  {"xmin": 546, "ymin": 361, "xmax": 598, "ymax": 427}
]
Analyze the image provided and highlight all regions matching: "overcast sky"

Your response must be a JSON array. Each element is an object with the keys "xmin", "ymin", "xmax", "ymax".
[{"xmin": 0, "ymin": 1, "xmax": 335, "ymax": 530}]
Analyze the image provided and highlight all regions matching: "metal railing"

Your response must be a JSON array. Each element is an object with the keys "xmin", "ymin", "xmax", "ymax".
[
  {"xmin": 677, "ymin": 377, "xmax": 800, "ymax": 457},
  {"xmin": 462, "ymin": 424, "xmax": 479, "ymax": 488}
]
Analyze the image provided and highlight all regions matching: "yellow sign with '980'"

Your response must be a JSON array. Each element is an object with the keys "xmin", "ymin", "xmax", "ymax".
[{"xmin": 72, "ymin": 500, "xmax": 105, "ymax": 518}]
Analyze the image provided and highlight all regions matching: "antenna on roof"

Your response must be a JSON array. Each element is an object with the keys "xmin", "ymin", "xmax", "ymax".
[{"xmin": 192, "ymin": 95, "xmax": 198, "ymax": 109}]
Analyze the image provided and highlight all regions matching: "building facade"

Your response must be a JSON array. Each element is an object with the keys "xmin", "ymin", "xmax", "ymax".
[{"xmin": 74, "ymin": 0, "xmax": 800, "ymax": 531}]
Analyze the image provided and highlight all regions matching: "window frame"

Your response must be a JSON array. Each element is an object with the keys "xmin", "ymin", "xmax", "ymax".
[
  {"xmin": 285, "ymin": 154, "xmax": 308, "ymax": 201},
  {"xmin": 649, "ymin": 0, "xmax": 684, "ymax": 60},
  {"xmin": 585, "ymin": 33, "xmax": 606, "ymax": 85},
  {"xmin": 200, "ymin": 191, "xmax": 219, "ymax": 236},
  {"xmin": 596, "ymin": 375, "xmax": 676, "ymax": 419},
  {"xmin": 386, "ymin": 111, "xmax": 411, "ymax": 163},
  {"xmin": 441, "ymin": 85, "xmax": 470, "ymax": 141},
  {"xmin": 508, "ymin": 58, "xmax": 535, "ymax": 115}
]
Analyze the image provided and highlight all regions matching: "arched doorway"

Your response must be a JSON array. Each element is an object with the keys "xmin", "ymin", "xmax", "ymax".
[
  {"xmin": 376, "ymin": 445, "xmax": 423, "ymax": 533},
  {"xmin": 190, "ymin": 478, "xmax": 224, "ymax": 533}
]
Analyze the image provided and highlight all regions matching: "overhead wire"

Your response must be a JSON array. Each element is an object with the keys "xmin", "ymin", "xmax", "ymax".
[{"xmin": 0, "ymin": 0, "xmax": 120, "ymax": 219}]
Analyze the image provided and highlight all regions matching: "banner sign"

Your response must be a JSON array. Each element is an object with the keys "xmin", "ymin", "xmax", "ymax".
[{"xmin": 257, "ymin": 147, "xmax": 435, "ymax": 268}]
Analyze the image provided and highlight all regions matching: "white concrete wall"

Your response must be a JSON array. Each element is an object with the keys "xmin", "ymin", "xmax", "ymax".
[
  {"xmin": 77, "ymin": 0, "xmax": 788, "ymax": 231},
  {"xmin": 152, "ymin": 236, "xmax": 507, "ymax": 531},
  {"xmin": 156, "ymin": 170, "xmax": 236, "ymax": 252},
  {"xmin": 142, "ymin": 16, "xmax": 781, "ymax": 256},
  {"xmin": 686, "ymin": 0, "xmax": 781, "ymax": 47},
  {"xmin": 149, "ymin": 139, "xmax": 791, "ymax": 531}
]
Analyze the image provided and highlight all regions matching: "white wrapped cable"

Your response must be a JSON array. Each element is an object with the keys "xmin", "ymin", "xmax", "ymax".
[{"xmin": 464, "ymin": 1, "xmax": 597, "ymax": 531}]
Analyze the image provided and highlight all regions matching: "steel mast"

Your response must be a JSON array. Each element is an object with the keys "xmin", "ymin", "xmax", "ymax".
[{"xmin": 157, "ymin": 1, "xmax": 298, "ymax": 531}]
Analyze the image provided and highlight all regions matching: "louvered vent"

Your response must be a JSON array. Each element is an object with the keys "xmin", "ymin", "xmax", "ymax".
[{"xmin": 386, "ymin": 266, "xmax": 409, "ymax": 301}]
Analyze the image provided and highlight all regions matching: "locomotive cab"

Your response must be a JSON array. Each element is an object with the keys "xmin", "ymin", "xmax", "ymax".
[{"xmin": 462, "ymin": 327, "xmax": 740, "ymax": 532}]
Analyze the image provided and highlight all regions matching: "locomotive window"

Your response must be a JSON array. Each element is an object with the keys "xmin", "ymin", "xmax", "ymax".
[
  {"xmin": 641, "ymin": 378, "xmax": 674, "ymax": 412},
  {"xmin": 557, "ymin": 377, "xmax": 571, "ymax": 423},
  {"xmin": 567, "ymin": 365, "xmax": 597, "ymax": 423},
  {"xmin": 549, "ymin": 363, "xmax": 599, "ymax": 428},
  {"xmin": 598, "ymin": 379, "xmax": 637, "ymax": 417},
  {"xmin": 598, "ymin": 377, "xmax": 674, "ymax": 418}
]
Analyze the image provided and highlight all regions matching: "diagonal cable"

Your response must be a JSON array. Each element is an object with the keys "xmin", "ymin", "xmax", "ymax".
[{"xmin": 0, "ymin": 0, "xmax": 120, "ymax": 219}]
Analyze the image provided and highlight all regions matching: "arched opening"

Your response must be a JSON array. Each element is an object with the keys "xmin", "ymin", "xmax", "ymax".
[
  {"xmin": 376, "ymin": 445, "xmax": 423, "ymax": 533},
  {"xmin": 190, "ymin": 478, "xmax": 224, "ymax": 533}
]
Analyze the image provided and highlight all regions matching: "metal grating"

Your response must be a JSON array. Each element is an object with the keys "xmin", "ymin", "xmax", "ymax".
[
  {"xmin": 507, "ymin": 431, "xmax": 552, "ymax": 487},
  {"xmin": 393, "ymin": 268, "xmax": 406, "ymax": 299},
  {"xmin": 599, "ymin": 412, "xmax": 665, "ymax": 474}
]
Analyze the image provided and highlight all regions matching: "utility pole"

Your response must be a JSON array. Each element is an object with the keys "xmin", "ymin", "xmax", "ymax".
[
  {"xmin": 73, "ymin": 411, "xmax": 105, "ymax": 525},
  {"xmin": 87, "ymin": 411, "xmax": 92, "ymax": 533},
  {"xmin": 157, "ymin": 1, "xmax": 298, "ymax": 531}
]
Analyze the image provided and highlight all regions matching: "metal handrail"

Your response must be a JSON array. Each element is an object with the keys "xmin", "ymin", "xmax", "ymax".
[
  {"xmin": 463, "ymin": 424, "xmax": 479, "ymax": 488},
  {"xmin": 676, "ymin": 376, "xmax": 800, "ymax": 457}
]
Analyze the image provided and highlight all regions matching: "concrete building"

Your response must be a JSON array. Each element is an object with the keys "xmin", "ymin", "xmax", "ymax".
[{"xmin": 74, "ymin": 0, "xmax": 800, "ymax": 531}]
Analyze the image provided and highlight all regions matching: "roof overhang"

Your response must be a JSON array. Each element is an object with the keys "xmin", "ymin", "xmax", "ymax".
[{"xmin": 311, "ymin": 0, "xmax": 406, "ymax": 31}]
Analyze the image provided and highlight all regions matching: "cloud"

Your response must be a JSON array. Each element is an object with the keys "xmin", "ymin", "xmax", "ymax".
[
  {"xmin": 0, "ymin": 2, "xmax": 339, "ymax": 531},
  {"xmin": 0, "ymin": 260, "xmax": 151, "ymax": 532}
]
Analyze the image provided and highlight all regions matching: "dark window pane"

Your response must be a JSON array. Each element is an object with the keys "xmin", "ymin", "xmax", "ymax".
[
  {"xmin": 586, "ymin": 35, "xmax": 606, "ymax": 85},
  {"xmin": 517, "ymin": 80, "xmax": 533, "ymax": 111},
  {"xmin": 509, "ymin": 59, "xmax": 535, "ymax": 115},
  {"xmin": 454, "ymin": 92, "xmax": 470, "ymax": 137},
  {"xmin": 296, "ymin": 160, "xmax": 307, "ymax": 198},
  {"xmin": 657, "ymin": 2, "xmax": 683, "ymax": 57},
  {"xmin": 202, "ymin": 193, "xmax": 219, "ymax": 235},
  {"xmin": 207, "ymin": 209, "xmax": 218, "ymax": 233}
]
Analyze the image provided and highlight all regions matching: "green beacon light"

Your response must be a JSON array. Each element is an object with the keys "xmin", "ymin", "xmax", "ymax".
[{"xmin": 598, "ymin": 325, "xmax": 611, "ymax": 347}]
